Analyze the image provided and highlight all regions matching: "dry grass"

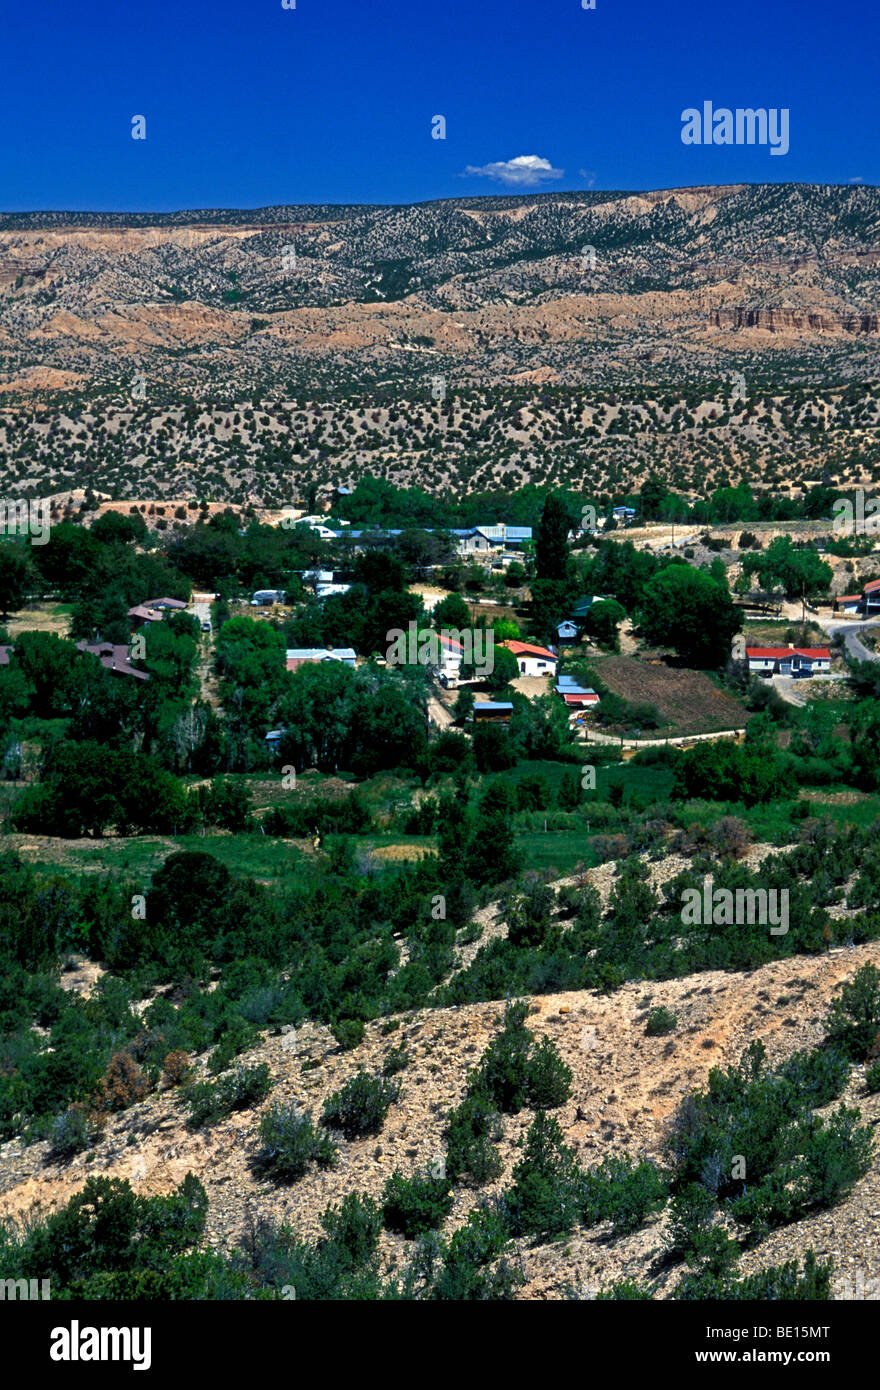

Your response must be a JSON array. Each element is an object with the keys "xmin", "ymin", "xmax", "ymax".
[{"xmin": 5, "ymin": 603, "xmax": 72, "ymax": 640}]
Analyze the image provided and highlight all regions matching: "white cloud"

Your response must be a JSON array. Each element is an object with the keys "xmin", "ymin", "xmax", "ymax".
[
  {"xmin": 463, "ymin": 154, "xmax": 564, "ymax": 187},
  {"xmin": 848, "ymin": 175, "xmax": 865, "ymax": 184}
]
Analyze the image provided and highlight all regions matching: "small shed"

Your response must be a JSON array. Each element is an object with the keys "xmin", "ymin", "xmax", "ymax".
[{"xmin": 472, "ymin": 701, "xmax": 514, "ymax": 724}]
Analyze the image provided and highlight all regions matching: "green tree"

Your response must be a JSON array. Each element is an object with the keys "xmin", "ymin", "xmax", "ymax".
[
  {"xmin": 433, "ymin": 592, "xmax": 471, "ymax": 631},
  {"xmin": 506, "ymin": 1111, "xmax": 581, "ymax": 1238},
  {"xmin": 535, "ymin": 493, "xmax": 576, "ymax": 583},
  {"xmin": 486, "ymin": 645, "xmax": 520, "ymax": 692},
  {"xmin": 10, "ymin": 631, "xmax": 81, "ymax": 718},
  {"xmin": 464, "ymin": 782, "xmax": 520, "ymax": 886},
  {"xmin": 637, "ymin": 565, "xmax": 741, "ymax": 666},
  {"xmin": 825, "ymin": 964, "xmax": 880, "ymax": 1061},
  {"xmin": 585, "ymin": 598, "xmax": 626, "ymax": 651},
  {"xmin": 0, "ymin": 546, "xmax": 32, "ymax": 617},
  {"xmin": 91, "ymin": 511, "xmax": 148, "ymax": 545},
  {"xmin": 640, "ymin": 475, "xmax": 667, "ymax": 520},
  {"xmin": 744, "ymin": 537, "xmax": 833, "ymax": 621}
]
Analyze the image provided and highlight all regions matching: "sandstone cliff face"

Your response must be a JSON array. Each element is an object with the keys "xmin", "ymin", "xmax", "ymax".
[
  {"xmin": 0, "ymin": 182, "xmax": 878, "ymax": 392},
  {"xmin": 711, "ymin": 307, "xmax": 880, "ymax": 334},
  {"xmin": 0, "ymin": 182, "xmax": 878, "ymax": 506}
]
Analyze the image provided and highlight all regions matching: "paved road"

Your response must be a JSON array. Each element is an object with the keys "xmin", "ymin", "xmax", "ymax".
[
  {"xmin": 756, "ymin": 614, "xmax": 880, "ymax": 703},
  {"xmin": 819, "ymin": 617, "xmax": 880, "ymax": 664}
]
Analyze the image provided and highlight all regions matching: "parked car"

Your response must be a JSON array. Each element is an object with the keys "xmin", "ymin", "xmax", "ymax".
[{"xmin": 201, "ymin": 620, "xmax": 212, "ymax": 632}]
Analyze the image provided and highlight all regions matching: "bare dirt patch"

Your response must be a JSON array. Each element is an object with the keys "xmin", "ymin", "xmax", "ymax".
[
  {"xmin": 593, "ymin": 654, "xmax": 748, "ymax": 735},
  {"xmin": 6, "ymin": 604, "xmax": 72, "ymax": 640}
]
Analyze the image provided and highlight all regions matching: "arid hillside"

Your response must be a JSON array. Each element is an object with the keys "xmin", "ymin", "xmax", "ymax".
[
  {"xmin": 1, "ymin": 184, "xmax": 880, "ymax": 504},
  {"xmin": 3, "ymin": 850, "xmax": 879, "ymax": 1301}
]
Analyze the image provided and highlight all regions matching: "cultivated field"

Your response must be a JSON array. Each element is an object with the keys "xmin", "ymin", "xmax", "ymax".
[{"xmin": 591, "ymin": 654, "xmax": 750, "ymax": 736}]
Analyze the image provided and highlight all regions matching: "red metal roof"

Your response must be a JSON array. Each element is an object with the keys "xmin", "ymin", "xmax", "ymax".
[
  {"xmin": 502, "ymin": 640, "xmax": 557, "ymax": 660},
  {"xmin": 746, "ymin": 647, "xmax": 830, "ymax": 659}
]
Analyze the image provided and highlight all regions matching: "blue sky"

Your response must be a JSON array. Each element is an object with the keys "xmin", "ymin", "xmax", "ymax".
[{"xmin": 1, "ymin": 0, "xmax": 876, "ymax": 210}]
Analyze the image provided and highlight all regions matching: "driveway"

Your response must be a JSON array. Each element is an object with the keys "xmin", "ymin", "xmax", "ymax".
[
  {"xmin": 770, "ymin": 675, "xmax": 834, "ymax": 706},
  {"xmin": 188, "ymin": 591, "xmax": 214, "ymax": 630},
  {"xmin": 427, "ymin": 696, "xmax": 455, "ymax": 730}
]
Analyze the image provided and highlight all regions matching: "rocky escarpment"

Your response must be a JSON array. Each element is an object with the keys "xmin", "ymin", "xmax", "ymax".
[{"xmin": 711, "ymin": 307, "xmax": 880, "ymax": 334}]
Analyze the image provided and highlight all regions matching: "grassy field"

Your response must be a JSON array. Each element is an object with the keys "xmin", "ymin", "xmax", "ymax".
[
  {"xmin": 596, "ymin": 761, "xmax": 676, "ymax": 802},
  {"xmin": 8, "ymin": 784, "xmax": 877, "ymax": 894},
  {"xmin": 8, "ymin": 831, "xmax": 305, "ymax": 886},
  {"xmin": 5, "ymin": 602, "xmax": 74, "ymax": 640},
  {"xmin": 672, "ymin": 785, "xmax": 880, "ymax": 842},
  {"xmin": 517, "ymin": 829, "xmax": 596, "ymax": 876},
  {"xmin": 798, "ymin": 787, "xmax": 880, "ymax": 830}
]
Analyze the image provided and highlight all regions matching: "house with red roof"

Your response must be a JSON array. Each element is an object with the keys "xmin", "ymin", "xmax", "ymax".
[
  {"xmin": 863, "ymin": 578, "xmax": 880, "ymax": 614},
  {"xmin": 501, "ymin": 640, "xmax": 558, "ymax": 678},
  {"xmin": 746, "ymin": 645, "xmax": 831, "ymax": 677},
  {"xmin": 833, "ymin": 578, "xmax": 880, "ymax": 616},
  {"xmin": 833, "ymin": 594, "xmax": 864, "ymax": 615},
  {"xmin": 76, "ymin": 641, "xmax": 150, "ymax": 681}
]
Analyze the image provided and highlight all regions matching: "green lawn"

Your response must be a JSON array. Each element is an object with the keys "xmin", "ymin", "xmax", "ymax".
[
  {"xmin": 672, "ymin": 786, "xmax": 880, "ymax": 842},
  {"xmin": 21, "ymin": 833, "xmax": 303, "ymax": 887},
  {"xmin": 517, "ymin": 829, "xmax": 596, "ymax": 876}
]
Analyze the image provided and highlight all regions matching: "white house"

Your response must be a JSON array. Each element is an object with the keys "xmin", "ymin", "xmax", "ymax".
[
  {"xmin": 452, "ymin": 524, "xmax": 533, "ymax": 556},
  {"xmin": 285, "ymin": 647, "xmax": 356, "ymax": 672},
  {"xmin": 833, "ymin": 579, "xmax": 880, "ymax": 616},
  {"xmin": 555, "ymin": 675, "xmax": 600, "ymax": 718},
  {"xmin": 316, "ymin": 583, "xmax": 352, "ymax": 599},
  {"xmin": 502, "ymin": 640, "xmax": 558, "ymax": 677},
  {"xmin": 251, "ymin": 589, "xmax": 287, "ymax": 606},
  {"xmin": 437, "ymin": 634, "xmax": 465, "ymax": 675},
  {"xmin": 833, "ymin": 594, "xmax": 863, "ymax": 615},
  {"xmin": 746, "ymin": 646, "xmax": 831, "ymax": 676}
]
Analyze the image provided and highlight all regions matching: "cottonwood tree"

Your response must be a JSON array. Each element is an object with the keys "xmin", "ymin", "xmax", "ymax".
[{"xmin": 637, "ymin": 565, "xmax": 741, "ymax": 667}]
